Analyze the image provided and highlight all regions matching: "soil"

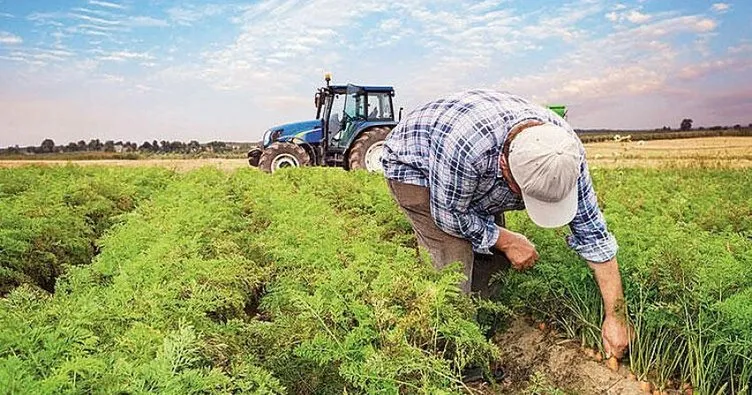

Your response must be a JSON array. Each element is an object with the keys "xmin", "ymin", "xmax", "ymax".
[{"xmin": 470, "ymin": 318, "xmax": 647, "ymax": 395}]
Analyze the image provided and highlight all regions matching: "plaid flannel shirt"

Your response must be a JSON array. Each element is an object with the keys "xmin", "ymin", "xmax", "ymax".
[{"xmin": 382, "ymin": 89, "xmax": 618, "ymax": 263}]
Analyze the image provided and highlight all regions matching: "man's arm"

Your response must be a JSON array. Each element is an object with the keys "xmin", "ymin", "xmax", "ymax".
[
  {"xmin": 588, "ymin": 257, "xmax": 630, "ymax": 359},
  {"xmin": 567, "ymin": 154, "xmax": 630, "ymax": 358}
]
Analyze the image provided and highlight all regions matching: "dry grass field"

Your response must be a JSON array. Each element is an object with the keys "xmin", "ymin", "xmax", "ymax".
[{"xmin": 1, "ymin": 136, "xmax": 751, "ymax": 170}]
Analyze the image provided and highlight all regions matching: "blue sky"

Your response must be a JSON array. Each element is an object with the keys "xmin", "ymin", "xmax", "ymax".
[{"xmin": 0, "ymin": 0, "xmax": 750, "ymax": 146}]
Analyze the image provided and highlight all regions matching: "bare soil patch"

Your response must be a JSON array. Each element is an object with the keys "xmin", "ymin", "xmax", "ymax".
[{"xmin": 474, "ymin": 318, "xmax": 647, "ymax": 395}]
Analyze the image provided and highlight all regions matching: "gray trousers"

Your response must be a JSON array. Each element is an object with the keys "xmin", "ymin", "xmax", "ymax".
[{"xmin": 387, "ymin": 179, "xmax": 510, "ymax": 298}]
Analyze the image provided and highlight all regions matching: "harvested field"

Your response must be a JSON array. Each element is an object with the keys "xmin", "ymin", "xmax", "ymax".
[{"xmin": 2, "ymin": 137, "xmax": 750, "ymax": 170}]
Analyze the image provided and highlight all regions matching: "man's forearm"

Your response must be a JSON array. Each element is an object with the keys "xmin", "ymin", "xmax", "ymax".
[{"xmin": 588, "ymin": 258, "xmax": 626, "ymax": 319}]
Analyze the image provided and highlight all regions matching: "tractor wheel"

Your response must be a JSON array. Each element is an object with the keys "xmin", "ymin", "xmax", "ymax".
[
  {"xmin": 347, "ymin": 126, "xmax": 391, "ymax": 172},
  {"xmin": 258, "ymin": 142, "xmax": 310, "ymax": 174},
  {"xmin": 247, "ymin": 149, "xmax": 262, "ymax": 167}
]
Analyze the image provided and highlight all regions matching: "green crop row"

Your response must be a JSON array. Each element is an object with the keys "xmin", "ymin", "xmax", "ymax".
[
  {"xmin": 497, "ymin": 169, "xmax": 751, "ymax": 393},
  {"xmin": 1, "ymin": 165, "xmax": 749, "ymax": 394},
  {"xmin": 0, "ymin": 167, "xmax": 496, "ymax": 394},
  {"xmin": 277, "ymin": 168, "xmax": 751, "ymax": 393},
  {"xmin": 0, "ymin": 166, "xmax": 174, "ymax": 295}
]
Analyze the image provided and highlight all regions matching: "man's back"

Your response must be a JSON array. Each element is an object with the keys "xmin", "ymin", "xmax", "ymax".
[{"xmin": 382, "ymin": 89, "xmax": 573, "ymax": 188}]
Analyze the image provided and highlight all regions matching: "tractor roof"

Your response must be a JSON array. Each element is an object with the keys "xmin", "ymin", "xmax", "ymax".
[{"xmin": 329, "ymin": 85, "xmax": 394, "ymax": 93}]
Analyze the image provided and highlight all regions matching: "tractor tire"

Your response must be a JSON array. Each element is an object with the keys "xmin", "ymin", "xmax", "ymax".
[
  {"xmin": 258, "ymin": 142, "xmax": 310, "ymax": 174},
  {"xmin": 247, "ymin": 149, "xmax": 262, "ymax": 167},
  {"xmin": 347, "ymin": 126, "xmax": 391, "ymax": 172}
]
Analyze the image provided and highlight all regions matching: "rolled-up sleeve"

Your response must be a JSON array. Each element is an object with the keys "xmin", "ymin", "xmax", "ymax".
[
  {"xmin": 567, "ymin": 157, "xmax": 618, "ymax": 262},
  {"xmin": 427, "ymin": 132, "xmax": 499, "ymax": 254}
]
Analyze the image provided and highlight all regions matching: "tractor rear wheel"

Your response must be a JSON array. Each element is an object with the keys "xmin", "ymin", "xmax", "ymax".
[
  {"xmin": 347, "ymin": 126, "xmax": 391, "ymax": 172},
  {"xmin": 258, "ymin": 142, "xmax": 310, "ymax": 174}
]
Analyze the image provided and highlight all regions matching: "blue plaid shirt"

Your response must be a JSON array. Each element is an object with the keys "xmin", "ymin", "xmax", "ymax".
[{"xmin": 382, "ymin": 89, "xmax": 618, "ymax": 263}]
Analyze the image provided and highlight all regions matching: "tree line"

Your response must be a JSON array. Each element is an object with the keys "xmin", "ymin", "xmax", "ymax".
[{"xmin": 1, "ymin": 139, "xmax": 255, "ymax": 155}]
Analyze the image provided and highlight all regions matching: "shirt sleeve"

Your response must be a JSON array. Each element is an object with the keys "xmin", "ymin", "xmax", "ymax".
[
  {"xmin": 566, "ymin": 156, "xmax": 618, "ymax": 263},
  {"xmin": 427, "ymin": 131, "xmax": 499, "ymax": 254}
]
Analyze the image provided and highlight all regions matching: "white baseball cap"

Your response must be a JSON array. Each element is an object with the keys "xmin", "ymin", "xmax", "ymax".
[{"xmin": 508, "ymin": 123, "xmax": 582, "ymax": 228}]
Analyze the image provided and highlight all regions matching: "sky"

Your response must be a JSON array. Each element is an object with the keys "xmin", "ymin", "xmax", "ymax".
[{"xmin": 0, "ymin": 0, "xmax": 750, "ymax": 147}]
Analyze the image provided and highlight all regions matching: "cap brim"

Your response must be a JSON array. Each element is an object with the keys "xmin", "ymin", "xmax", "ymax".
[{"xmin": 521, "ymin": 185, "xmax": 578, "ymax": 228}]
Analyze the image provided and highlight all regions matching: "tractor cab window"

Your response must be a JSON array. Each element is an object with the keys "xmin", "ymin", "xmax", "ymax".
[
  {"xmin": 328, "ymin": 93, "xmax": 346, "ymax": 137},
  {"xmin": 366, "ymin": 92, "xmax": 393, "ymax": 121},
  {"xmin": 343, "ymin": 88, "xmax": 366, "ymax": 121}
]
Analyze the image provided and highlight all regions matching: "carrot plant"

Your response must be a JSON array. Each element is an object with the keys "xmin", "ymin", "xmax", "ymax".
[
  {"xmin": 0, "ymin": 165, "xmax": 748, "ymax": 393},
  {"xmin": 0, "ymin": 165, "xmax": 174, "ymax": 295},
  {"xmin": 499, "ymin": 168, "xmax": 752, "ymax": 393}
]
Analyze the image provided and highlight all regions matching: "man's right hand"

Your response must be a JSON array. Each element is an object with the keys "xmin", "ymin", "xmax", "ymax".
[{"xmin": 495, "ymin": 228, "xmax": 539, "ymax": 270}]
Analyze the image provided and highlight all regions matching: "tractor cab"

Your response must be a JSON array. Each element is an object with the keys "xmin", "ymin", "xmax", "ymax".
[
  {"xmin": 250, "ymin": 73, "xmax": 399, "ymax": 173},
  {"xmin": 318, "ymin": 83, "xmax": 396, "ymax": 158}
]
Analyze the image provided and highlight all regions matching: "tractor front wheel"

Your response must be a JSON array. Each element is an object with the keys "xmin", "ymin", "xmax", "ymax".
[
  {"xmin": 247, "ymin": 149, "xmax": 262, "ymax": 167},
  {"xmin": 347, "ymin": 127, "xmax": 391, "ymax": 172},
  {"xmin": 258, "ymin": 142, "xmax": 310, "ymax": 174}
]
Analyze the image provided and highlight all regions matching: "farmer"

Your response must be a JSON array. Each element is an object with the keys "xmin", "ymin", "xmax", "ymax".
[{"xmin": 381, "ymin": 89, "xmax": 630, "ymax": 360}]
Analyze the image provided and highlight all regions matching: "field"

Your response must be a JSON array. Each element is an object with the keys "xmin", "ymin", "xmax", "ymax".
[
  {"xmin": 0, "ymin": 143, "xmax": 750, "ymax": 394},
  {"xmin": 2, "ymin": 137, "xmax": 751, "ymax": 172}
]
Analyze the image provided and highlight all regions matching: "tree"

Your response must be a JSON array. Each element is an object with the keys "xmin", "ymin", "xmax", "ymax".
[
  {"xmin": 187, "ymin": 140, "xmax": 200, "ymax": 153},
  {"xmin": 88, "ymin": 139, "xmax": 102, "ymax": 151},
  {"xmin": 40, "ymin": 139, "xmax": 55, "ymax": 153},
  {"xmin": 680, "ymin": 119, "xmax": 693, "ymax": 131},
  {"xmin": 66, "ymin": 142, "xmax": 78, "ymax": 152},
  {"xmin": 104, "ymin": 140, "xmax": 115, "ymax": 152},
  {"xmin": 77, "ymin": 140, "xmax": 87, "ymax": 151}
]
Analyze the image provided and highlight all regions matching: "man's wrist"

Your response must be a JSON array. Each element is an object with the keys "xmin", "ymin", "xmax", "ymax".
[{"xmin": 495, "ymin": 227, "xmax": 514, "ymax": 251}]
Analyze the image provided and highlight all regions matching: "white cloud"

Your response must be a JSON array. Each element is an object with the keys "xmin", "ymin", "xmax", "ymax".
[
  {"xmin": 379, "ymin": 18, "xmax": 401, "ymax": 32},
  {"xmin": 89, "ymin": 0, "xmax": 126, "ymax": 10},
  {"xmin": 729, "ymin": 42, "xmax": 752, "ymax": 54},
  {"xmin": 0, "ymin": 12, "xmax": 14, "ymax": 18},
  {"xmin": 127, "ymin": 16, "xmax": 169, "ymax": 27},
  {"xmin": 167, "ymin": 4, "xmax": 233, "ymax": 26},
  {"xmin": 626, "ymin": 10, "xmax": 651, "ymax": 24},
  {"xmin": 71, "ymin": 13, "xmax": 121, "ymax": 26},
  {"xmin": 0, "ymin": 31, "xmax": 23, "ymax": 45},
  {"xmin": 711, "ymin": 3, "xmax": 730, "ymax": 13},
  {"xmin": 678, "ymin": 58, "xmax": 751, "ymax": 80},
  {"xmin": 98, "ymin": 50, "xmax": 154, "ymax": 62},
  {"xmin": 605, "ymin": 12, "xmax": 618, "ymax": 22},
  {"xmin": 101, "ymin": 73, "xmax": 125, "ymax": 83}
]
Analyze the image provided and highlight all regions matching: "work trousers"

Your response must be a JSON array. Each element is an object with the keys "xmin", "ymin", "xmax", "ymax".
[{"xmin": 386, "ymin": 179, "xmax": 510, "ymax": 298}]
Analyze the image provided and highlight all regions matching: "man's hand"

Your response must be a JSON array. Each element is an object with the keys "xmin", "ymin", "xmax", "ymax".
[
  {"xmin": 495, "ymin": 228, "xmax": 539, "ymax": 270},
  {"xmin": 589, "ymin": 258, "xmax": 631, "ymax": 359},
  {"xmin": 602, "ymin": 315, "xmax": 630, "ymax": 359}
]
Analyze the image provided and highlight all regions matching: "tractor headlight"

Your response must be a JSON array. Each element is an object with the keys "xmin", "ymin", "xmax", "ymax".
[{"xmin": 262, "ymin": 129, "xmax": 272, "ymax": 146}]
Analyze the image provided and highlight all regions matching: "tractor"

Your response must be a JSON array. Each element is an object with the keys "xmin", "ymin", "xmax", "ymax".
[
  {"xmin": 248, "ymin": 73, "xmax": 569, "ymax": 173},
  {"xmin": 248, "ymin": 73, "xmax": 399, "ymax": 173}
]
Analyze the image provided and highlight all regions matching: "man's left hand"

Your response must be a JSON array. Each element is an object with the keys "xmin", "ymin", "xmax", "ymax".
[{"xmin": 602, "ymin": 315, "xmax": 630, "ymax": 359}]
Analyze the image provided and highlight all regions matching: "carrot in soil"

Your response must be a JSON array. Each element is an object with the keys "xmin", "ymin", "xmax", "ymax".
[
  {"xmin": 628, "ymin": 373, "xmax": 637, "ymax": 381},
  {"xmin": 639, "ymin": 381, "xmax": 653, "ymax": 393},
  {"xmin": 606, "ymin": 356, "xmax": 619, "ymax": 372}
]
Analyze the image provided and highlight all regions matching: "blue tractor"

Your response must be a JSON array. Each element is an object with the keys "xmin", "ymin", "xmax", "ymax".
[{"xmin": 248, "ymin": 73, "xmax": 400, "ymax": 173}]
